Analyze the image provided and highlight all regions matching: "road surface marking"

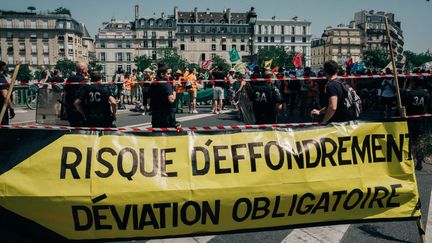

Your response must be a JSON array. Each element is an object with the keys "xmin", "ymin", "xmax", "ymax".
[
  {"xmin": 123, "ymin": 110, "xmax": 230, "ymax": 128},
  {"xmin": 282, "ymin": 224, "xmax": 350, "ymax": 243},
  {"xmin": 147, "ymin": 235, "xmax": 215, "ymax": 243},
  {"xmin": 426, "ymin": 190, "xmax": 432, "ymax": 242}
]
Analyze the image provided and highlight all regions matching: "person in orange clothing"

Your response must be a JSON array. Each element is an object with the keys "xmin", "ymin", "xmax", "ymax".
[
  {"xmin": 130, "ymin": 69, "xmax": 139, "ymax": 103},
  {"xmin": 123, "ymin": 72, "xmax": 132, "ymax": 105},
  {"xmin": 185, "ymin": 67, "xmax": 198, "ymax": 113},
  {"xmin": 174, "ymin": 70, "xmax": 185, "ymax": 113}
]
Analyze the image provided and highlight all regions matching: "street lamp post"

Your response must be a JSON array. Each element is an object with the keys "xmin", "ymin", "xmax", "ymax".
[{"xmin": 247, "ymin": 7, "xmax": 257, "ymax": 63}]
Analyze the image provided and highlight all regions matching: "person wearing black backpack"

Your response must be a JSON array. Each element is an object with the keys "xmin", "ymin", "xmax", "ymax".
[{"xmin": 311, "ymin": 60, "xmax": 353, "ymax": 125}]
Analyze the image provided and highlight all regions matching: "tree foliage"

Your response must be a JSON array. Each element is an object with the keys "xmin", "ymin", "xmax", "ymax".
[
  {"xmin": 362, "ymin": 48, "xmax": 389, "ymax": 69},
  {"xmin": 404, "ymin": 50, "xmax": 432, "ymax": 71},
  {"xmin": 134, "ymin": 55, "xmax": 153, "ymax": 72},
  {"xmin": 15, "ymin": 64, "xmax": 33, "ymax": 82},
  {"xmin": 55, "ymin": 59, "xmax": 75, "ymax": 77},
  {"xmin": 27, "ymin": 6, "xmax": 36, "ymax": 13},
  {"xmin": 52, "ymin": 7, "xmax": 71, "ymax": 16},
  {"xmin": 257, "ymin": 46, "xmax": 302, "ymax": 69},
  {"xmin": 157, "ymin": 47, "xmax": 188, "ymax": 72},
  {"xmin": 211, "ymin": 55, "xmax": 230, "ymax": 71},
  {"xmin": 89, "ymin": 60, "xmax": 102, "ymax": 72}
]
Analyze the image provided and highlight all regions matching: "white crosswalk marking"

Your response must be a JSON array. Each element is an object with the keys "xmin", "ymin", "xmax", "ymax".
[
  {"xmin": 281, "ymin": 225, "xmax": 350, "ymax": 243},
  {"xmin": 147, "ymin": 235, "xmax": 215, "ymax": 243},
  {"xmin": 426, "ymin": 190, "xmax": 432, "ymax": 242}
]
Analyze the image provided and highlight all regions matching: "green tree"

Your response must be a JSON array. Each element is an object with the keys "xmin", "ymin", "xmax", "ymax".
[
  {"xmin": 55, "ymin": 59, "xmax": 75, "ymax": 77},
  {"xmin": 89, "ymin": 60, "xmax": 102, "ymax": 72},
  {"xmin": 257, "ymin": 46, "xmax": 302, "ymax": 69},
  {"xmin": 52, "ymin": 7, "xmax": 71, "ymax": 16},
  {"xmin": 15, "ymin": 64, "xmax": 33, "ymax": 82},
  {"xmin": 404, "ymin": 50, "xmax": 432, "ymax": 71},
  {"xmin": 157, "ymin": 47, "xmax": 188, "ymax": 72},
  {"xmin": 134, "ymin": 55, "xmax": 153, "ymax": 72},
  {"xmin": 362, "ymin": 48, "xmax": 389, "ymax": 69},
  {"xmin": 27, "ymin": 6, "xmax": 36, "ymax": 13},
  {"xmin": 211, "ymin": 55, "xmax": 230, "ymax": 71}
]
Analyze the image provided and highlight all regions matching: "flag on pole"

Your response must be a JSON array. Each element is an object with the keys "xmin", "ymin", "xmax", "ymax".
[
  {"xmin": 229, "ymin": 47, "xmax": 240, "ymax": 63},
  {"xmin": 292, "ymin": 53, "xmax": 302, "ymax": 68},
  {"xmin": 234, "ymin": 62, "xmax": 247, "ymax": 74},
  {"xmin": 264, "ymin": 59, "xmax": 273, "ymax": 70},
  {"xmin": 202, "ymin": 60, "xmax": 213, "ymax": 70}
]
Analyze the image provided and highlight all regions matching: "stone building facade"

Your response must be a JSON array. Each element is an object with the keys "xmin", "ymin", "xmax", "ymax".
[{"xmin": 0, "ymin": 10, "xmax": 94, "ymax": 69}]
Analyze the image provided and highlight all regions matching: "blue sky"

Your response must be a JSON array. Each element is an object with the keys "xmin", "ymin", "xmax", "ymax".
[{"xmin": 2, "ymin": 0, "xmax": 431, "ymax": 52}]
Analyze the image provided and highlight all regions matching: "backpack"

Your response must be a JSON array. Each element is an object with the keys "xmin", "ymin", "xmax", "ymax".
[{"xmin": 337, "ymin": 80, "xmax": 362, "ymax": 119}]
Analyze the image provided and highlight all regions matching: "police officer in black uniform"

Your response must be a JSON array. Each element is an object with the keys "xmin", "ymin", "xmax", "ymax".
[
  {"xmin": 403, "ymin": 77, "xmax": 430, "ymax": 170},
  {"xmin": 247, "ymin": 71, "xmax": 283, "ymax": 124},
  {"xmin": 74, "ymin": 70, "xmax": 117, "ymax": 127}
]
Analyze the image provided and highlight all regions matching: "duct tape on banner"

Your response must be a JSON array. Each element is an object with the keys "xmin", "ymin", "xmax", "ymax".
[{"xmin": 2, "ymin": 72, "xmax": 432, "ymax": 86}]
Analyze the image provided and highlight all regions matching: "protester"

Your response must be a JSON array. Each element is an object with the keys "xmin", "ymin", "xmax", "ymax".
[
  {"xmin": 174, "ymin": 70, "xmax": 185, "ymax": 113},
  {"xmin": 185, "ymin": 67, "xmax": 198, "ymax": 113},
  {"xmin": 130, "ymin": 69, "xmax": 139, "ymax": 104},
  {"xmin": 113, "ymin": 68, "xmax": 125, "ymax": 110},
  {"xmin": 311, "ymin": 60, "xmax": 352, "ymax": 124},
  {"xmin": 64, "ymin": 61, "xmax": 88, "ymax": 126},
  {"xmin": 379, "ymin": 68, "xmax": 397, "ymax": 119},
  {"xmin": 247, "ymin": 71, "xmax": 283, "ymax": 124},
  {"xmin": 74, "ymin": 70, "xmax": 117, "ymax": 127},
  {"xmin": 123, "ymin": 72, "xmax": 132, "ymax": 105},
  {"xmin": 38, "ymin": 65, "xmax": 51, "ymax": 83},
  {"xmin": 140, "ymin": 68, "xmax": 153, "ymax": 115},
  {"xmin": 403, "ymin": 77, "xmax": 430, "ymax": 170},
  {"xmin": 48, "ymin": 70, "xmax": 64, "ymax": 83},
  {"xmin": 149, "ymin": 64, "xmax": 177, "ymax": 128},
  {"xmin": 0, "ymin": 61, "xmax": 14, "ymax": 125},
  {"xmin": 212, "ymin": 66, "xmax": 226, "ymax": 114}
]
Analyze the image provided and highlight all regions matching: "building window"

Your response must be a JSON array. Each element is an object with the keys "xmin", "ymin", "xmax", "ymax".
[
  {"xmin": 126, "ymin": 42, "xmax": 131, "ymax": 48},
  {"xmin": 42, "ymin": 21, "xmax": 48, "ymax": 29},
  {"xmin": 211, "ymin": 53, "xmax": 216, "ymax": 59},
  {"xmin": 100, "ymin": 41, "xmax": 105, "ymax": 48},
  {"xmin": 8, "ymin": 54, "xmax": 13, "ymax": 64},
  {"xmin": 201, "ymin": 35, "xmax": 205, "ymax": 41},
  {"xmin": 66, "ymin": 21, "xmax": 71, "ymax": 29},
  {"xmin": 43, "ymin": 55, "xmax": 49, "ymax": 65},
  {"xmin": 291, "ymin": 26, "xmax": 295, "ymax": 34},
  {"xmin": 100, "ymin": 52, "xmax": 106, "ymax": 61},
  {"xmin": 240, "ymin": 45, "xmax": 245, "ymax": 51},
  {"xmin": 232, "ymin": 44, "xmax": 237, "ymax": 50},
  {"xmin": 143, "ymin": 40, "xmax": 148, "ymax": 48},
  {"xmin": 201, "ymin": 53, "xmax": 205, "ymax": 61},
  {"xmin": 152, "ymin": 32, "xmax": 156, "ymax": 38},
  {"xmin": 19, "ymin": 32, "xmax": 25, "ymax": 40},
  {"xmin": 257, "ymin": 37, "xmax": 262, "ymax": 42},
  {"xmin": 222, "ymin": 45, "xmax": 226, "ymax": 51},
  {"xmin": 291, "ymin": 37, "xmax": 295, "ymax": 43},
  {"xmin": 30, "ymin": 33, "xmax": 37, "ymax": 40},
  {"xmin": 126, "ymin": 65, "xmax": 131, "ymax": 73},
  {"xmin": 18, "ymin": 20, "xmax": 24, "ymax": 28},
  {"xmin": 281, "ymin": 26, "xmax": 285, "ymax": 34},
  {"xmin": 43, "ymin": 43, "xmax": 49, "ymax": 53},
  {"xmin": 117, "ymin": 42, "xmax": 122, "ymax": 48},
  {"xmin": 281, "ymin": 36, "xmax": 285, "ymax": 43},
  {"xmin": 241, "ymin": 37, "xmax": 245, "ymax": 42},
  {"xmin": 31, "ymin": 55, "xmax": 37, "ymax": 65},
  {"xmin": 116, "ymin": 53, "xmax": 123, "ymax": 62},
  {"xmin": 302, "ymin": 37, "xmax": 306, "ymax": 43},
  {"xmin": 6, "ymin": 20, "xmax": 12, "ymax": 28},
  {"xmin": 258, "ymin": 25, "xmax": 262, "ymax": 34},
  {"xmin": 303, "ymin": 26, "xmax": 307, "ymax": 35},
  {"xmin": 43, "ymin": 32, "xmax": 49, "ymax": 39},
  {"xmin": 31, "ymin": 43, "xmax": 37, "ymax": 53},
  {"xmin": 169, "ymin": 31, "xmax": 173, "ymax": 38},
  {"xmin": 180, "ymin": 44, "xmax": 185, "ymax": 51},
  {"xmin": 126, "ymin": 52, "xmax": 132, "ymax": 62},
  {"xmin": 180, "ymin": 35, "xmax": 184, "ymax": 41},
  {"xmin": 191, "ymin": 35, "xmax": 195, "ymax": 41},
  {"xmin": 19, "ymin": 43, "xmax": 25, "ymax": 52},
  {"xmin": 152, "ymin": 50, "xmax": 157, "ymax": 60},
  {"xmin": 270, "ymin": 37, "xmax": 275, "ymax": 42},
  {"xmin": 7, "ymin": 32, "xmax": 13, "ymax": 40},
  {"xmin": 211, "ymin": 44, "xmax": 216, "ymax": 51},
  {"xmin": 302, "ymin": 46, "xmax": 307, "ymax": 55},
  {"xmin": 144, "ymin": 31, "xmax": 148, "ymax": 37},
  {"xmin": 31, "ymin": 20, "xmax": 36, "ymax": 29},
  {"xmin": 264, "ymin": 37, "xmax": 268, "ymax": 42},
  {"xmin": 152, "ymin": 40, "xmax": 156, "ymax": 48},
  {"xmin": 271, "ymin": 26, "xmax": 275, "ymax": 34},
  {"xmin": 168, "ymin": 40, "xmax": 173, "ymax": 48},
  {"xmin": 232, "ymin": 36, "xmax": 237, "ymax": 42},
  {"xmin": 212, "ymin": 35, "xmax": 216, "ymax": 42}
]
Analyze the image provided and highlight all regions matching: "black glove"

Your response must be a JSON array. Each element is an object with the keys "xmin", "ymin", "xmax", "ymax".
[{"xmin": 9, "ymin": 108, "xmax": 15, "ymax": 119}]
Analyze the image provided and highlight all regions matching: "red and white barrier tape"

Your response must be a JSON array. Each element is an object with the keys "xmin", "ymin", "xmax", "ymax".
[
  {"xmin": 3, "ymin": 72, "xmax": 432, "ymax": 86},
  {"xmin": 0, "ymin": 122, "xmax": 319, "ymax": 132},
  {"xmin": 392, "ymin": 113, "xmax": 432, "ymax": 119}
]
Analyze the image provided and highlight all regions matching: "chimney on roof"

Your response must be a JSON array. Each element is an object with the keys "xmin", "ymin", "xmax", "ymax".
[
  {"xmin": 194, "ymin": 7, "xmax": 198, "ymax": 22},
  {"xmin": 227, "ymin": 8, "xmax": 231, "ymax": 24},
  {"xmin": 206, "ymin": 8, "xmax": 210, "ymax": 14},
  {"xmin": 272, "ymin": 16, "xmax": 276, "ymax": 20},
  {"xmin": 174, "ymin": 6, "xmax": 179, "ymax": 20},
  {"xmin": 135, "ymin": 5, "xmax": 139, "ymax": 20},
  {"xmin": 161, "ymin": 12, "xmax": 165, "ymax": 18}
]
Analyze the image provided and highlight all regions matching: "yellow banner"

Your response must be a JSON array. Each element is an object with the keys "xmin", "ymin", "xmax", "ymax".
[{"xmin": 0, "ymin": 122, "xmax": 420, "ymax": 240}]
